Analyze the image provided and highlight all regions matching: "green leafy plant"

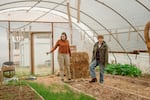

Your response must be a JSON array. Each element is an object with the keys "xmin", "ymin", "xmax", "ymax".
[{"xmin": 105, "ymin": 64, "xmax": 142, "ymax": 77}]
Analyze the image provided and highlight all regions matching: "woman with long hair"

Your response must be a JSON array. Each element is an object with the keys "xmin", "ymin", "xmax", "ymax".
[{"xmin": 47, "ymin": 32, "xmax": 71, "ymax": 81}]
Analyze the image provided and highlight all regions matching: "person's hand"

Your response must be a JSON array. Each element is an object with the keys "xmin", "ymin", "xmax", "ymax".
[{"xmin": 46, "ymin": 52, "xmax": 49, "ymax": 55}]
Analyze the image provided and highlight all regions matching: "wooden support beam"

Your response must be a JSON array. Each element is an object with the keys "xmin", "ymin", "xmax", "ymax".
[
  {"xmin": 109, "ymin": 51, "xmax": 139, "ymax": 54},
  {"xmin": 0, "ymin": 20, "xmax": 68, "ymax": 23},
  {"xmin": 26, "ymin": 0, "xmax": 42, "ymax": 12},
  {"xmin": 103, "ymin": 29, "xmax": 144, "ymax": 36},
  {"xmin": 109, "ymin": 50, "xmax": 148, "ymax": 54},
  {"xmin": 77, "ymin": 0, "xmax": 81, "ymax": 23},
  {"xmin": 67, "ymin": 2, "xmax": 73, "ymax": 44},
  {"xmin": 51, "ymin": 22, "xmax": 54, "ymax": 74},
  {"xmin": 30, "ymin": 32, "xmax": 34, "ymax": 75},
  {"xmin": 8, "ymin": 21, "xmax": 11, "ymax": 61},
  {"xmin": 30, "ymin": 32, "xmax": 51, "ymax": 75}
]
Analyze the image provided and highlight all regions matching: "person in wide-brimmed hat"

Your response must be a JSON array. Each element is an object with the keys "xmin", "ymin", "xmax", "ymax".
[{"xmin": 89, "ymin": 35, "xmax": 108, "ymax": 84}]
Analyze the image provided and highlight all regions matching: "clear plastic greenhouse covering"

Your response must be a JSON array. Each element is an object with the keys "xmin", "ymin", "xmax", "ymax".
[
  {"xmin": 0, "ymin": 0, "xmax": 149, "ymax": 50},
  {"xmin": 0, "ymin": 0, "xmax": 150, "ymax": 73}
]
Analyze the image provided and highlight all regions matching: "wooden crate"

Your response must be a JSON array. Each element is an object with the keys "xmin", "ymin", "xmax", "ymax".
[{"xmin": 70, "ymin": 45, "xmax": 77, "ymax": 53}]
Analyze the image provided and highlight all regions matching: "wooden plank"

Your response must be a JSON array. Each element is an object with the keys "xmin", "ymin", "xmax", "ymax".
[
  {"xmin": 67, "ymin": 2, "xmax": 73, "ymax": 44},
  {"xmin": 70, "ymin": 45, "xmax": 77, "ymax": 53},
  {"xmin": 106, "ymin": 74, "xmax": 150, "ymax": 87},
  {"xmin": 26, "ymin": 83, "xmax": 45, "ymax": 100},
  {"xmin": 8, "ymin": 21, "xmax": 11, "ymax": 61},
  {"xmin": 109, "ymin": 51, "xmax": 140, "ymax": 54},
  {"xmin": 64, "ymin": 82, "xmax": 98, "ymax": 100},
  {"xmin": 0, "ymin": 20, "xmax": 68, "ymax": 23},
  {"xmin": 30, "ymin": 32, "xmax": 34, "ymax": 75},
  {"xmin": 30, "ymin": 32, "xmax": 51, "ymax": 75},
  {"xmin": 77, "ymin": 0, "xmax": 81, "ymax": 23},
  {"xmin": 51, "ymin": 22, "xmax": 54, "ymax": 74},
  {"xmin": 105, "ymin": 85, "xmax": 150, "ymax": 100}
]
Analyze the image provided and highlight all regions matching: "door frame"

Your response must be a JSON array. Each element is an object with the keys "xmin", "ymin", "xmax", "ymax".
[{"xmin": 30, "ymin": 32, "xmax": 51, "ymax": 74}]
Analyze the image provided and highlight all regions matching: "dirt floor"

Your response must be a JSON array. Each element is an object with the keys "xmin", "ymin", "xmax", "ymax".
[
  {"xmin": 33, "ymin": 74, "xmax": 150, "ymax": 100},
  {"xmin": 0, "ymin": 85, "xmax": 43, "ymax": 100},
  {"xmin": 1, "ymin": 74, "xmax": 149, "ymax": 100}
]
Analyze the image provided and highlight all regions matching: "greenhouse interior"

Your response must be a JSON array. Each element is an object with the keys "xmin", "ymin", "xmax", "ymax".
[{"xmin": 0, "ymin": 0, "xmax": 150, "ymax": 100}]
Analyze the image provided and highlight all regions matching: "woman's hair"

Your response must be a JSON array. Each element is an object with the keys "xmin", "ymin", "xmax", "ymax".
[{"xmin": 61, "ymin": 32, "xmax": 67, "ymax": 40}]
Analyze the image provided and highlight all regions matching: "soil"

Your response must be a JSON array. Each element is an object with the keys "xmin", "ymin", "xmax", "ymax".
[
  {"xmin": 1, "ymin": 74, "xmax": 149, "ymax": 100},
  {"xmin": 34, "ymin": 74, "xmax": 150, "ymax": 100},
  {"xmin": 0, "ymin": 85, "xmax": 43, "ymax": 100},
  {"xmin": 68, "ymin": 75, "xmax": 150, "ymax": 100}
]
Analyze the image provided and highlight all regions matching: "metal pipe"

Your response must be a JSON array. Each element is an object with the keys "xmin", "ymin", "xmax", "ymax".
[
  {"xmin": 103, "ymin": 29, "xmax": 144, "ymax": 35},
  {"xmin": 1, "ymin": 5, "xmax": 130, "ymax": 63},
  {"xmin": 15, "ymin": 0, "xmax": 66, "ymax": 29},
  {"xmin": 0, "ymin": 0, "xmax": 138, "ymax": 64},
  {"xmin": 136, "ymin": 0, "xmax": 150, "ymax": 11},
  {"xmin": 26, "ymin": 0, "xmax": 42, "ymax": 12},
  {"xmin": 95, "ymin": 0, "xmax": 145, "ymax": 43}
]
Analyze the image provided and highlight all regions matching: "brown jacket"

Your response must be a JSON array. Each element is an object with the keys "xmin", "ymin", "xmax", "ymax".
[
  {"xmin": 51, "ymin": 39, "xmax": 71, "ymax": 56},
  {"xmin": 92, "ymin": 41, "xmax": 108, "ymax": 66}
]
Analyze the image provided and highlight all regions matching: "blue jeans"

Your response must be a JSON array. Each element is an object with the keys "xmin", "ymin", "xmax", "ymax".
[{"xmin": 90, "ymin": 59, "xmax": 105, "ymax": 83}]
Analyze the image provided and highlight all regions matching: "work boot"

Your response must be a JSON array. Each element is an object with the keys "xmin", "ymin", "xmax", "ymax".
[
  {"xmin": 68, "ymin": 78, "xmax": 71, "ymax": 80},
  {"xmin": 89, "ymin": 78, "xmax": 97, "ymax": 83},
  {"xmin": 61, "ymin": 78, "xmax": 64, "ymax": 82}
]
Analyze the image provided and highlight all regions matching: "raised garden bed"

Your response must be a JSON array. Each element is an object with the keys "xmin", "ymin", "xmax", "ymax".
[
  {"xmin": 0, "ymin": 84, "xmax": 43, "ymax": 100},
  {"xmin": 68, "ymin": 75, "xmax": 150, "ymax": 100}
]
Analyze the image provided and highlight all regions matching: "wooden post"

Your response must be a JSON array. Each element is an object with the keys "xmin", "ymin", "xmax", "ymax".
[
  {"xmin": 67, "ymin": 2, "xmax": 73, "ymax": 44},
  {"xmin": 51, "ymin": 23, "xmax": 54, "ymax": 74},
  {"xmin": 30, "ymin": 33, "xmax": 34, "ymax": 75},
  {"xmin": 8, "ymin": 21, "xmax": 11, "ymax": 61},
  {"xmin": 77, "ymin": 0, "xmax": 81, "ymax": 23}
]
